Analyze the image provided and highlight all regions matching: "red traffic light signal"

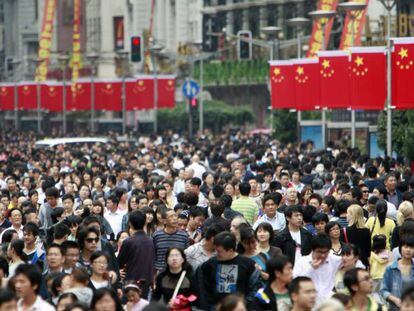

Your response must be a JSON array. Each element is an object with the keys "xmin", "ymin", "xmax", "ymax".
[
  {"xmin": 131, "ymin": 36, "xmax": 142, "ymax": 62},
  {"xmin": 132, "ymin": 37, "xmax": 140, "ymax": 46}
]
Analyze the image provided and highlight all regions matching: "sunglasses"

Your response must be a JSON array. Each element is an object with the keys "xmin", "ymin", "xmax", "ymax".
[{"xmin": 85, "ymin": 237, "xmax": 99, "ymax": 243}]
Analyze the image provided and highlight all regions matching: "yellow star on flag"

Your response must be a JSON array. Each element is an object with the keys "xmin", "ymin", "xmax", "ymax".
[
  {"xmin": 274, "ymin": 68, "xmax": 281, "ymax": 76},
  {"xmin": 322, "ymin": 60, "xmax": 330, "ymax": 69},
  {"xmin": 355, "ymin": 56, "xmax": 364, "ymax": 67},
  {"xmin": 399, "ymin": 48, "xmax": 408, "ymax": 59},
  {"xmin": 296, "ymin": 67, "xmax": 304, "ymax": 75}
]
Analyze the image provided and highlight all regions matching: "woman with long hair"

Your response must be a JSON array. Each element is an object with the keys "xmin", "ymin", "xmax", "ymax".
[
  {"xmin": 91, "ymin": 200, "xmax": 114, "ymax": 240},
  {"xmin": 340, "ymin": 204, "xmax": 371, "ymax": 267},
  {"xmin": 91, "ymin": 288, "xmax": 124, "ymax": 311},
  {"xmin": 325, "ymin": 221, "xmax": 345, "ymax": 256},
  {"xmin": 334, "ymin": 244, "xmax": 361, "ymax": 294},
  {"xmin": 152, "ymin": 247, "xmax": 195, "ymax": 305},
  {"xmin": 140, "ymin": 206, "xmax": 156, "ymax": 236},
  {"xmin": 391, "ymin": 201, "xmax": 414, "ymax": 249},
  {"xmin": 88, "ymin": 250, "xmax": 117, "ymax": 290},
  {"xmin": 366, "ymin": 199, "xmax": 396, "ymax": 250},
  {"xmin": 255, "ymin": 222, "xmax": 282, "ymax": 259},
  {"xmin": 115, "ymin": 231, "xmax": 129, "ymax": 257},
  {"xmin": 7, "ymin": 239, "xmax": 27, "ymax": 277},
  {"xmin": 121, "ymin": 195, "xmax": 140, "ymax": 231}
]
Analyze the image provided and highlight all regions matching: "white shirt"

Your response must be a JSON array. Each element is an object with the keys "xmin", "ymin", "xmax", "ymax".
[
  {"xmin": 290, "ymin": 230, "xmax": 302, "ymax": 266},
  {"xmin": 188, "ymin": 162, "xmax": 206, "ymax": 179},
  {"xmin": 104, "ymin": 208, "xmax": 126, "ymax": 236},
  {"xmin": 253, "ymin": 212, "xmax": 286, "ymax": 232},
  {"xmin": 17, "ymin": 296, "xmax": 55, "ymax": 311},
  {"xmin": 293, "ymin": 253, "xmax": 342, "ymax": 302}
]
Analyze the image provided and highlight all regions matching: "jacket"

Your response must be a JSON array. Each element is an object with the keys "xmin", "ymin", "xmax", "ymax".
[
  {"xmin": 271, "ymin": 227, "xmax": 312, "ymax": 265},
  {"xmin": 252, "ymin": 285, "xmax": 277, "ymax": 311}
]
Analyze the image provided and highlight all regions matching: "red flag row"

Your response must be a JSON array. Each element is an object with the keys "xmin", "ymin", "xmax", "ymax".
[
  {"xmin": 270, "ymin": 38, "xmax": 414, "ymax": 111},
  {"xmin": 0, "ymin": 76, "xmax": 175, "ymax": 111}
]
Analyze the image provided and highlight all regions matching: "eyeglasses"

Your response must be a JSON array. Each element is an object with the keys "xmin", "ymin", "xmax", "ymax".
[{"xmin": 85, "ymin": 237, "xmax": 99, "ymax": 243}]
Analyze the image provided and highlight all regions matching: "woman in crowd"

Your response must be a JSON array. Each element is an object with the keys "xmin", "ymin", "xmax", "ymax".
[
  {"xmin": 366, "ymin": 199, "xmax": 395, "ymax": 250},
  {"xmin": 325, "ymin": 221, "xmax": 344, "ymax": 256},
  {"xmin": 88, "ymin": 251, "xmax": 117, "ymax": 290},
  {"xmin": 115, "ymin": 231, "xmax": 129, "ymax": 257},
  {"xmin": 121, "ymin": 195, "xmax": 140, "ymax": 231},
  {"xmin": 7, "ymin": 239, "xmax": 26, "ymax": 277},
  {"xmin": 334, "ymin": 244, "xmax": 361, "ymax": 294},
  {"xmin": 391, "ymin": 201, "xmax": 414, "ymax": 249},
  {"xmin": 123, "ymin": 281, "xmax": 149, "ymax": 311},
  {"xmin": 255, "ymin": 222, "xmax": 282, "ymax": 259},
  {"xmin": 141, "ymin": 206, "xmax": 156, "ymax": 236},
  {"xmin": 91, "ymin": 288, "xmax": 124, "ymax": 311}
]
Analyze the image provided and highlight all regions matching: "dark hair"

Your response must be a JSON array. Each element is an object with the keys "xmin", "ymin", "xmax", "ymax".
[
  {"xmin": 263, "ymin": 193, "xmax": 282, "ymax": 206},
  {"xmin": 57, "ymin": 292, "xmax": 78, "ymax": 305},
  {"xmin": 51, "ymin": 273, "xmax": 68, "ymax": 297},
  {"xmin": 311, "ymin": 233, "xmax": 331, "ymax": 251},
  {"xmin": 216, "ymin": 294, "xmax": 246, "ymax": 311},
  {"xmin": 266, "ymin": 255, "xmax": 290, "ymax": 283},
  {"xmin": 210, "ymin": 203, "xmax": 225, "ymax": 217},
  {"xmin": 375, "ymin": 199, "xmax": 388, "ymax": 227},
  {"xmin": 344, "ymin": 268, "xmax": 365, "ymax": 295},
  {"xmin": 214, "ymin": 232, "xmax": 237, "ymax": 251},
  {"xmin": 129, "ymin": 210, "xmax": 146, "ymax": 230},
  {"xmin": 10, "ymin": 239, "xmax": 27, "ymax": 262},
  {"xmin": 285, "ymin": 205, "xmax": 303, "ymax": 219},
  {"xmin": 239, "ymin": 227, "xmax": 255, "ymax": 245},
  {"xmin": 62, "ymin": 194, "xmax": 75, "ymax": 203},
  {"xmin": 342, "ymin": 243, "xmax": 360, "ymax": 258},
  {"xmin": 107, "ymin": 194, "xmax": 120, "ymax": 206},
  {"xmin": 254, "ymin": 222, "xmax": 274, "ymax": 242},
  {"xmin": 76, "ymin": 226, "xmax": 100, "ymax": 249},
  {"xmin": 64, "ymin": 302, "xmax": 89, "ymax": 311},
  {"xmin": 61, "ymin": 240, "xmax": 80, "ymax": 255},
  {"xmin": 1, "ymin": 230, "xmax": 16, "ymax": 244},
  {"xmin": 204, "ymin": 224, "xmax": 222, "ymax": 240},
  {"xmin": 91, "ymin": 288, "xmax": 123, "ymax": 311},
  {"xmin": 399, "ymin": 234, "xmax": 414, "ymax": 253},
  {"xmin": 402, "ymin": 285, "xmax": 414, "ymax": 304},
  {"xmin": 372, "ymin": 234, "xmax": 387, "ymax": 253},
  {"xmin": 311, "ymin": 213, "xmax": 329, "ymax": 226},
  {"xmin": 90, "ymin": 250, "xmax": 110, "ymax": 267},
  {"xmin": 219, "ymin": 195, "xmax": 232, "ymax": 208},
  {"xmin": 366, "ymin": 166, "xmax": 378, "ymax": 178},
  {"xmin": 14, "ymin": 264, "xmax": 42, "ymax": 294},
  {"xmin": 23, "ymin": 222, "xmax": 39, "ymax": 237},
  {"xmin": 238, "ymin": 182, "xmax": 251, "ymax": 196},
  {"xmin": 165, "ymin": 247, "xmax": 190, "ymax": 272},
  {"xmin": 288, "ymin": 276, "xmax": 313, "ymax": 298},
  {"xmin": 302, "ymin": 205, "xmax": 317, "ymax": 223},
  {"xmin": 71, "ymin": 267, "xmax": 90, "ymax": 285},
  {"xmin": 331, "ymin": 293, "xmax": 351, "ymax": 307},
  {"xmin": 0, "ymin": 288, "xmax": 16, "ymax": 306},
  {"xmin": 334, "ymin": 199, "xmax": 351, "ymax": 217},
  {"xmin": 45, "ymin": 187, "xmax": 60, "ymax": 198},
  {"xmin": 0, "ymin": 257, "xmax": 9, "ymax": 277},
  {"xmin": 189, "ymin": 206, "xmax": 206, "ymax": 219},
  {"xmin": 53, "ymin": 223, "xmax": 71, "ymax": 240}
]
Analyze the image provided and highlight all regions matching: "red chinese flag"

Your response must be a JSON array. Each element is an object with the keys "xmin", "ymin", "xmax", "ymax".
[
  {"xmin": 392, "ymin": 38, "xmax": 414, "ymax": 109},
  {"xmin": 41, "ymin": 82, "xmax": 63, "ymax": 112},
  {"xmin": 318, "ymin": 51, "xmax": 351, "ymax": 109},
  {"xmin": 292, "ymin": 59, "xmax": 320, "ymax": 111},
  {"xmin": 18, "ymin": 83, "xmax": 38, "ymax": 110},
  {"xmin": 67, "ymin": 81, "xmax": 91, "ymax": 111},
  {"xmin": 157, "ymin": 77, "xmax": 175, "ymax": 108},
  {"xmin": 0, "ymin": 84, "xmax": 15, "ymax": 111},
  {"xmin": 269, "ymin": 61, "xmax": 295, "ymax": 109},
  {"xmin": 349, "ymin": 47, "xmax": 386, "ymax": 110},
  {"xmin": 95, "ymin": 81, "xmax": 122, "ymax": 111},
  {"xmin": 126, "ymin": 78, "xmax": 154, "ymax": 110}
]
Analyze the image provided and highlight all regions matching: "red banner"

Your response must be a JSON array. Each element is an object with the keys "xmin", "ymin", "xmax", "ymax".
[
  {"xmin": 126, "ymin": 78, "xmax": 154, "ymax": 110},
  {"xmin": 292, "ymin": 59, "xmax": 320, "ymax": 111},
  {"xmin": 18, "ymin": 83, "xmax": 38, "ymax": 110},
  {"xmin": 95, "ymin": 81, "xmax": 122, "ymax": 111},
  {"xmin": 392, "ymin": 38, "xmax": 414, "ymax": 109},
  {"xmin": 339, "ymin": 0, "xmax": 369, "ymax": 50},
  {"xmin": 318, "ymin": 51, "xmax": 350, "ymax": 109},
  {"xmin": 67, "ymin": 81, "xmax": 91, "ymax": 111},
  {"xmin": 307, "ymin": 0, "xmax": 339, "ymax": 58},
  {"xmin": 71, "ymin": 0, "xmax": 82, "ymax": 86},
  {"xmin": 349, "ymin": 47, "xmax": 386, "ymax": 110},
  {"xmin": 269, "ymin": 61, "xmax": 295, "ymax": 109},
  {"xmin": 157, "ymin": 77, "xmax": 175, "ymax": 109},
  {"xmin": 35, "ymin": 0, "xmax": 56, "ymax": 81},
  {"xmin": 0, "ymin": 84, "xmax": 15, "ymax": 111},
  {"xmin": 41, "ymin": 83, "xmax": 63, "ymax": 111}
]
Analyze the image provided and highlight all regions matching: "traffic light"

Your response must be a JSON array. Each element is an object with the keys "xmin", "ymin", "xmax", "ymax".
[
  {"xmin": 130, "ymin": 36, "xmax": 142, "ymax": 62},
  {"xmin": 237, "ymin": 31, "xmax": 252, "ymax": 60}
]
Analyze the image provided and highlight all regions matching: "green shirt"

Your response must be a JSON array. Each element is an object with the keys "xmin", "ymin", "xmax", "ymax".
[{"xmin": 231, "ymin": 196, "xmax": 259, "ymax": 224}]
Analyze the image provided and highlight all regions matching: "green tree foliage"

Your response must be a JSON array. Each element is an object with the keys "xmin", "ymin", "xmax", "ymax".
[
  {"xmin": 377, "ymin": 110, "xmax": 414, "ymax": 159},
  {"xmin": 157, "ymin": 101, "xmax": 254, "ymax": 134},
  {"xmin": 272, "ymin": 109, "xmax": 297, "ymax": 144}
]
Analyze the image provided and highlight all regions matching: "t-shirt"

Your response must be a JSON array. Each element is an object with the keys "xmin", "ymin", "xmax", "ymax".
[
  {"xmin": 290, "ymin": 230, "xmax": 302, "ymax": 266},
  {"xmin": 365, "ymin": 217, "xmax": 396, "ymax": 249},
  {"xmin": 275, "ymin": 293, "xmax": 292, "ymax": 311},
  {"xmin": 153, "ymin": 230, "xmax": 189, "ymax": 270}
]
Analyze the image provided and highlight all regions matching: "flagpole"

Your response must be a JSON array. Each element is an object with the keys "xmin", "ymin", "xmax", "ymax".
[{"xmin": 58, "ymin": 55, "xmax": 69, "ymax": 135}]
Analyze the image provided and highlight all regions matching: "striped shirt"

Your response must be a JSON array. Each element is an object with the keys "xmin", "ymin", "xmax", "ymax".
[
  {"xmin": 153, "ymin": 229, "xmax": 189, "ymax": 270},
  {"xmin": 231, "ymin": 196, "xmax": 259, "ymax": 224}
]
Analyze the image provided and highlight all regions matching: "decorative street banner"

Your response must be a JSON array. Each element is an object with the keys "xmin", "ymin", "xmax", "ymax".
[
  {"xmin": 269, "ymin": 61, "xmax": 295, "ymax": 109},
  {"xmin": 18, "ymin": 83, "xmax": 38, "ymax": 110},
  {"xmin": 35, "ymin": 0, "xmax": 57, "ymax": 81},
  {"xmin": 349, "ymin": 47, "xmax": 386, "ymax": 110},
  {"xmin": 317, "ymin": 50, "xmax": 350, "ymax": 109},
  {"xmin": 292, "ymin": 58, "xmax": 320, "ymax": 111},
  {"xmin": 126, "ymin": 77, "xmax": 155, "ymax": 110},
  {"xmin": 41, "ymin": 82, "xmax": 63, "ymax": 112},
  {"xmin": 71, "ymin": 0, "xmax": 82, "ymax": 91},
  {"xmin": 339, "ymin": 0, "xmax": 369, "ymax": 50},
  {"xmin": 95, "ymin": 81, "xmax": 122, "ymax": 111},
  {"xmin": 157, "ymin": 77, "xmax": 176, "ymax": 109},
  {"xmin": 307, "ymin": 0, "xmax": 339, "ymax": 58},
  {"xmin": 392, "ymin": 38, "xmax": 414, "ymax": 109},
  {"xmin": 0, "ymin": 84, "xmax": 14, "ymax": 111}
]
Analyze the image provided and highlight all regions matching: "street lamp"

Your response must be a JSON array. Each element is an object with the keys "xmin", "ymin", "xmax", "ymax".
[
  {"xmin": 86, "ymin": 52, "xmax": 99, "ymax": 133},
  {"xmin": 149, "ymin": 41, "xmax": 163, "ymax": 134},
  {"xmin": 378, "ymin": 0, "xmax": 397, "ymax": 157},
  {"xmin": 288, "ymin": 17, "xmax": 310, "ymax": 141},
  {"xmin": 10, "ymin": 59, "xmax": 22, "ymax": 131},
  {"xmin": 308, "ymin": 10, "xmax": 337, "ymax": 150},
  {"xmin": 30, "ymin": 58, "xmax": 45, "ymax": 134},
  {"xmin": 58, "ymin": 54, "xmax": 69, "ymax": 135},
  {"xmin": 116, "ymin": 50, "xmax": 129, "ymax": 134},
  {"xmin": 260, "ymin": 26, "xmax": 282, "ymax": 60},
  {"xmin": 338, "ymin": 2, "xmax": 367, "ymax": 149}
]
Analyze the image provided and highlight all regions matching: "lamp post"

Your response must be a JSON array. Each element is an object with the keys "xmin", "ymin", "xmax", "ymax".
[
  {"xmin": 11, "ymin": 59, "xmax": 21, "ymax": 131},
  {"xmin": 261, "ymin": 26, "xmax": 282, "ymax": 132},
  {"xmin": 30, "ymin": 58, "xmax": 45, "ymax": 133},
  {"xmin": 58, "ymin": 55, "xmax": 69, "ymax": 135},
  {"xmin": 149, "ymin": 42, "xmax": 163, "ymax": 134},
  {"xmin": 308, "ymin": 10, "xmax": 337, "ymax": 150},
  {"xmin": 288, "ymin": 17, "xmax": 310, "ymax": 141},
  {"xmin": 338, "ymin": 2, "xmax": 367, "ymax": 149},
  {"xmin": 378, "ymin": 0, "xmax": 397, "ymax": 157},
  {"xmin": 116, "ymin": 50, "xmax": 129, "ymax": 134},
  {"xmin": 86, "ymin": 53, "xmax": 99, "ymax": 133}
]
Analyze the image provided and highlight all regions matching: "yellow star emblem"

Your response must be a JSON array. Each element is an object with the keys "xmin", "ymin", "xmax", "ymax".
[
  {"xmin": 355, "ymin": 56, "xmax": 364, "ymax": 67},
  {"xmin": 296, "ymin": 67, "xmax": 304, "ymax": 75},
  {"xmin": 322, "ymin": 60, "xmax": 330, "ymax": 69},
  {"xmin": 399, "ymin": 48, "xmax": 408, "ymax": 59},
  {"xmin": 274, "ymin": 68, "xmax": 281, "ymax": 76}
]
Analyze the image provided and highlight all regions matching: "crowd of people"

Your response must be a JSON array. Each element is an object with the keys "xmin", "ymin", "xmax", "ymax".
[{"xmin": 1, "ymin": 130, "xmax": 414, "ymax": 311}]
